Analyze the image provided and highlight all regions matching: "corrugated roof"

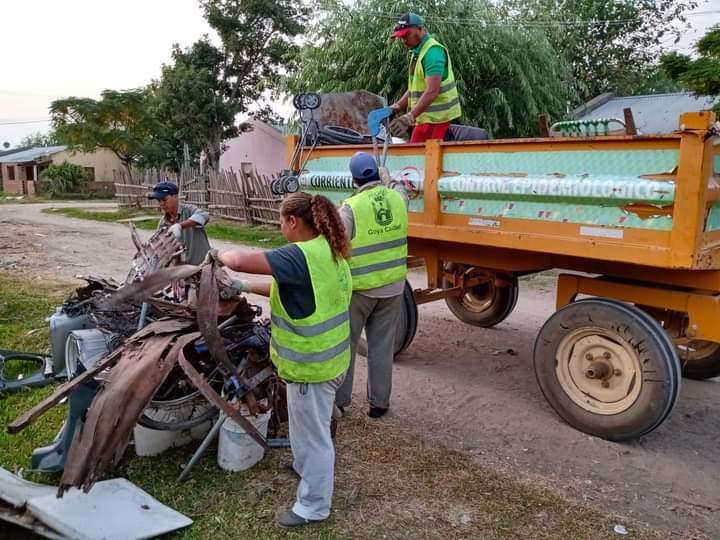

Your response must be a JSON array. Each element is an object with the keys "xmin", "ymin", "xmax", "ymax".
[
  {"xmin": 0, "ymin": 145, "xmax": 67, "ymax": 163},
  {"xmin": 576, "ymin": 92, "xmax": 718, "ymax": 135}
]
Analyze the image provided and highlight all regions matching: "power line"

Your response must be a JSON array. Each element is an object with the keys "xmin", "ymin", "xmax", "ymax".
[
  {"xmin": 363, "ymin": 9, "xmax": 720, "ymax": 29},
  {"xmin": 0, "ymin": 119, "xmax": 51, "ymax": 126}
]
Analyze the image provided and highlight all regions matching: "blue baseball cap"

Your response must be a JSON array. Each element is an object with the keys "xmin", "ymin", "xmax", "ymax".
[
  {"xmin": 349, "ymin": 152, "xmax": 379, "ymax": 184},
  {"xmin": 147, "ymin": 181, "xmax": 179, "ymax": 200}
]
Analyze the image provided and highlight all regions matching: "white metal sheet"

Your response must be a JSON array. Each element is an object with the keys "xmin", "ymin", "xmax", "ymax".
[{"xmin": 26, "ymin": 478, "xmax": 192, "ymax": 540}]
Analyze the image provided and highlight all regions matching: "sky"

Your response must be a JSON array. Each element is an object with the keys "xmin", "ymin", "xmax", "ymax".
[{"xmin": 1, "ymin": 0, "xmax": 720, "ymax": 148}]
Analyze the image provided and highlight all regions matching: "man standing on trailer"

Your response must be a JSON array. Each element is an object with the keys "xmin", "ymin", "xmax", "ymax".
[
  {"xmin": 389, "ymin": 12, "xmax": 462, "ymax": 143},
  {"xmin": 335, "ymin": 152, "xmax": 409, "ymax": 418}
]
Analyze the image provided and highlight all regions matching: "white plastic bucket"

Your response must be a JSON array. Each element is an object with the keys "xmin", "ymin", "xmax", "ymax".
[
  {"xmin": 217, "ymin": 405, "xmax": 271, "ymax": 472},
  {"xmin": 134, "ymin": 393, "xmax": 213, "ymax": 457}
]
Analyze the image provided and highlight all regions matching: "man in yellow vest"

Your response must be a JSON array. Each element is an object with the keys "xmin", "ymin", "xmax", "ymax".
[
  {"xmin": 388, "ymin": 12, "xmax": 462, "ymax": 143},
  {"xmin": 335, "ymin": 152, "xmax": 409, "ymax": 418}
]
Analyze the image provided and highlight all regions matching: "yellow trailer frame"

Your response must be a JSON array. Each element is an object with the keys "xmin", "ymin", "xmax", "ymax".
[{"xmin": 290, "ymin": 111, "xmax": 720, "ymax": 440}]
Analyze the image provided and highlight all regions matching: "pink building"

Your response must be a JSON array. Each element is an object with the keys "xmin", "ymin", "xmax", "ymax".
[{"xmin": 219, "ymin": 120, "xmax": 287, "ymax": 177}]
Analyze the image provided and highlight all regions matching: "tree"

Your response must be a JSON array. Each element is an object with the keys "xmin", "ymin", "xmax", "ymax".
[
  {"xmin": 155, "ymin": 0, "xmax": 308, "ymax": 171},
  {"xmin": 285, "ymin": 0, "xmax": 576, "ymax": 137},
  {"xmin": 50, "ymin": 89, "xmax": 163, "ymax": 172},
  {"xmin": 661, "ymin": 26, "xmax": 720, "ymax": 111},
  {"xmin": 19, "ymin": 130, "xmax": 59, "ymax": 148},
  {"xmin": 504, "ymin": 0, "xmax": 697, "ymax": 103},
  {"xmin": 155, "ymin": 39, "xmax": 240, "ymax": 172}
]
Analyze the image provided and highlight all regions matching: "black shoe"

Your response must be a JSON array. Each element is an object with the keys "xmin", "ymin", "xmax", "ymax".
[
  {"xmin": 368, "ymin": 406, "xmax": 388, "ymax": 418},
  {"xmin": 277, "ymin": 509, "xmax": 323, "ymax": 528}
]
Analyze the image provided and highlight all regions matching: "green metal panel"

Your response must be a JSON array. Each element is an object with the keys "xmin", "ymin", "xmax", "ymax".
[
  {"xmin": 442, "ymin": 149, "xmax": 679, "ymax": 176},
  {"xmin": 441, "ymin": 198, "xmax": 672, "ymax": 230},
  {"xmin": 706, "ymin": 201, "xmax": 720, "ymax": 231}
]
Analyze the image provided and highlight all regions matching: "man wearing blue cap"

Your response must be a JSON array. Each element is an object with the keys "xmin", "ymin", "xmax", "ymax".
[
  {"xmin": 148, "ymin": 181, "xmax": 211, "ymax": 265},
  {"xmin": 335, "ymin": 153, "xmax": 408, "ymax": 418},
  {"xmin": 389, "ymin": 12, "xmax": 462, "ymax": 143}
]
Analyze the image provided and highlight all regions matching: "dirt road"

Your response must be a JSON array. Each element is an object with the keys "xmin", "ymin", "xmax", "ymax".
[{"xmin": 2, "ymin": 202, "xmax": 719, "ymax": 537}]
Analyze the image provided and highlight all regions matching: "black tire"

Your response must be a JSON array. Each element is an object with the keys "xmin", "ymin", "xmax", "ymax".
[
  {"xmin": 138, "ymin": 393, "xmax": 218, "ymax": 431},
  {"xmin": 676, "ymin": 340, "xmax": 720, "ymax": 380},
  {"xmin": 394, "ymin": 281, "xmax": 418, "ymax": 357},
  {"xmin": 444, "ymin": 270, "xmax": 519, "ymax": 327},
  {"xmin": 533, "ymin": 298, "xmax": 681, "ymax": 441}
]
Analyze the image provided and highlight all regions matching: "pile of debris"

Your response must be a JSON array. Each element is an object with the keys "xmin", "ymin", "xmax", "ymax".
[{"xmin": 7, "ymin": 226, "xmax": 286, "ymax": 498}]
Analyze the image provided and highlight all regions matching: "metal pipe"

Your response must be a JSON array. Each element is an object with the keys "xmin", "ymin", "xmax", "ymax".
[{"xmin": 177, "ymin": 413, "xmax": 225, "ymax": 482}]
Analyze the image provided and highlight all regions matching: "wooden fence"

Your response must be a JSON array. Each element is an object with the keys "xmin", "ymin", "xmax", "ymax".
[{"xmin": 114, "ymin": 167, "xmax": 282, "ymax": 227}]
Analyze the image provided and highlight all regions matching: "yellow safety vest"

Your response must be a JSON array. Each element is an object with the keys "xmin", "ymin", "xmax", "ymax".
[
  {"xmin": 269, "ymin": 236, "xmax": 351, "ymax": 383},
  {"xmin": 408, "ymin": 36, "xmax": 462, "ymax": 124},
  {"xmin": 346, "ymin": 186, "xmax": 408, "ymax": 290}
]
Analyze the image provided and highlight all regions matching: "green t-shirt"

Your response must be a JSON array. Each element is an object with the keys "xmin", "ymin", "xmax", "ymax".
[{"xmin": 410, "ymin": 33, "xmax": 448, "ymax": 79}]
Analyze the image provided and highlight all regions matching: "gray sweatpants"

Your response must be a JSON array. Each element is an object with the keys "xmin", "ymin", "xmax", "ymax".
[
  {"xmin": 287, "ymin": 375, "xmax": 344, "ymax": 521},
  {"xmin": 335, "ymin": 293, "xmax": 403, "ymax": 409}
]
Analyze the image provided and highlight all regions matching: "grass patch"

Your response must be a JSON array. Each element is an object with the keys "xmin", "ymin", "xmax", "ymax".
[
  {"xmin": 0, "ymin": 272, "xmax": 77, "ymax": 482},
  {"xmin": 43, "ymin": 207, "xmax": 287, "ymax": 249},
  {"xmin": 0, "ymin": 192, "xmax": 115, "ymax": 204},
  {"xmin": 0, "ymin": 273, "xmax": 662, "ymax": 539}
]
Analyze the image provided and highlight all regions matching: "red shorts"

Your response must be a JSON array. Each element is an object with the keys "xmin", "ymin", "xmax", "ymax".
[{"xmin": 410, "ymin": 121, "xmax": 451, "ymax": 143}]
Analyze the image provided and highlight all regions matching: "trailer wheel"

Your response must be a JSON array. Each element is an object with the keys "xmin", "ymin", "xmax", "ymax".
[
  {"xmin": 444, "ymin": 270, "xmax": 518, "ymax": 328},
  {"xmin": 675, "ymin": 339, "xmax": 720, "ymax": 380},
  {"xmin": 534, "ymin": 298, "xmax": 680, "ymax": 441},
  {"xmin": 394, "ymin": 280, "xmax": 418, "ymax": 357}
]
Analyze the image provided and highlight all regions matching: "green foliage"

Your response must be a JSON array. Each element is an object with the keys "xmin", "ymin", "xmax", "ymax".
[
  {"xmin": 662, "ymin": 26, "xmax": 720, "ymax": 107},
  {"xmin": 50, "ymin": 89, "xmax": 167, "ymax": 171},
  {"xmin": 504, "ymin": 0, "xmax": 697, "ymax": 103},
  {"xmin": 18, "ymin": 130, "xmax": 59, "ymax": 148},
  {"xmin": 40, "ymin": 162, "xmax": 91, "ymax": 195},
  {"xmin": 285, "ymin": 0, "xmax": 576, "ymax": 137},
  {"xmin": 155, "ymin": 0, "xmax": 308, "ymax": 170}
]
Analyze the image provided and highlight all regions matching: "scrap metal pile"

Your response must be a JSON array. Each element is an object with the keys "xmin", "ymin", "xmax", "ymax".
[{"xmin": 8, "ymin": 226, "xmax": 285, "ymax": 496}]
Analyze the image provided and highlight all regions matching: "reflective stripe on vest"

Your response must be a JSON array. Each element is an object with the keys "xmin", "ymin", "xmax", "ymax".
[
  {"xmin": 346, "ymin": 186, "xmax": 408, "ymax": 290},
  {"xmin": 408, "ymin": 37, "xmax": 462, "ymax": 125},
  {"xmin": 269, "ymin": 235, "xmax": 351, "ymax": 383}
]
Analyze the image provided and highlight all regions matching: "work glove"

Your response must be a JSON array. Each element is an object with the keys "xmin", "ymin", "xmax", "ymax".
[
  {"xmin": 202, "ymin": 248, "xmax": 224, "ymax": 267},
  {"xmin": 168, "ymin": 223, "xmax": 182, "ymax": 240},
  {"xmin": 378, "ymin": 166, "xmax": 392, "ymax": 185},
  {"xmin": 216, "ymin": 267, "xmax": 250, "ymax": 299},
  {"xmin": 389, "ymin": 112, "xmax": 415, "ymax": 138}
]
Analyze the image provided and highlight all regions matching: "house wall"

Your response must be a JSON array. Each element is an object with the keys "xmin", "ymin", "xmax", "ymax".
[
  {"xmin": 1, "ymin": 164, "xmax": 24, "ymax": 193},
  {"xmin": 51, "ymin": 148, "xmax": 123, "ymax": 182},
  {"xmin": 219, "ymin": 120, "xmax": 286, "ymax": 177}
]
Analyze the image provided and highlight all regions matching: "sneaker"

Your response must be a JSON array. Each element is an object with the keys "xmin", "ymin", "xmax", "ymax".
[
  {"xmin": 368, "ymin": 406, "xmax": 388, "ymax": 418},
  {"xmin": 277, "ymin": 509, "xmax": 323, "ymax": 528}
]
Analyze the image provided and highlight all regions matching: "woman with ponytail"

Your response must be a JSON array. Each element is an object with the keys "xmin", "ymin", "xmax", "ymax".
[{"xmin": 218, "ymin": 192, "xmax": 352, "ymax": 528}]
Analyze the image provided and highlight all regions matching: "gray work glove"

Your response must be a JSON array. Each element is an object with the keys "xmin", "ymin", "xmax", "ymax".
[
  {"xmin": 202, "ymin": 248, "xmax": 224, "ymax": 267},
  {"xmin": 378, "ymin": 166, "xmax": 392, "ymax": 185},
  {"xmin": 168, "ymin": 223, "xmax": 182, "ymax": 240},
  {"xmin": 389, "ymin": 112, "xmax": 415, "ymax": 138},
  {"xmin": 215, "ymin": 268, "xmax": 250, "ymax": 299}
]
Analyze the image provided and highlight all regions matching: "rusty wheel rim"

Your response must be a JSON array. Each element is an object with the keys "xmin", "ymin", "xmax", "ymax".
[
  {"xmin": 458, "ymin": 281, "xmax": 495, "ymax": 313},
  {"xmin": 556, "ymin": 328, "xmax": 642, "ymax": 415},
  {"xmin": 674, "ymin": 339, "xmax": 720, "ymax": 362}
]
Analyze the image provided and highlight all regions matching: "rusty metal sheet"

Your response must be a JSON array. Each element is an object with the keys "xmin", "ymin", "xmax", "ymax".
[
  {"xmin": 110, "ymin": 265, "xmax": 201, "ymax": 306},
  {"xmin": 59, "ymin": 332, "xmax": 199, "ymax": 495},
  {"xmin": 197, "ymin": 264, "xmax": 235, "ymax": 373}
]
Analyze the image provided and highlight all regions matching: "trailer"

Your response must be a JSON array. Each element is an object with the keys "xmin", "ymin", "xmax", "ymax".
[{"xmin": 289, "ymin": 110, "xmax": 720, "ymax": 441}]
